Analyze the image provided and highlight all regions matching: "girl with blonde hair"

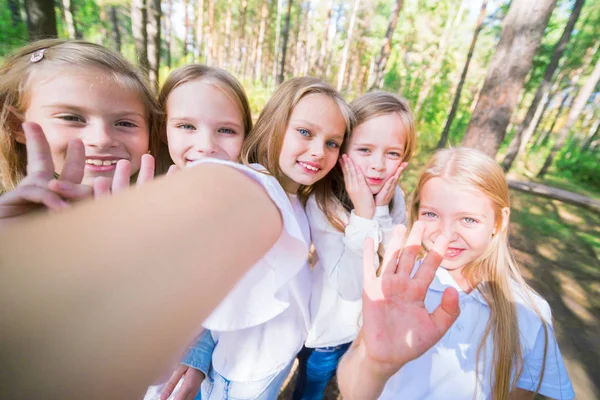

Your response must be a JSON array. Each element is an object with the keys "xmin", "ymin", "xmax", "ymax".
[
  {"xmin": 0, "ymin": 39, "xmax": 163, "ymax": 219},
  {"xmin": 360, "ymin": 147, "xmax": 574, "ymax": 400}
]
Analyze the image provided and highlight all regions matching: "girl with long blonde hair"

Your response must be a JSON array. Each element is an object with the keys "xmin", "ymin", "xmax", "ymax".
[{"xmin": 374, "ymin": 147, "xmax": 574, "ymax": 400}]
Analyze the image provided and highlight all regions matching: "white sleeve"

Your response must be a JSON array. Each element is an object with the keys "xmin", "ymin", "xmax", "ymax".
[
  {"xmin": 188, "ymin": 160, "xmax": 310, "ymax": 331},
  {"xmin": 377, "ymin": 186, "xmax": 407, "ymax": 249},
  {"xmin": 307, "ymin": 196, "xmax": 379, "ymax": 302},
  {"xmin": 516, "ymin": 318, "xmax": 575, "ymax": 399}
]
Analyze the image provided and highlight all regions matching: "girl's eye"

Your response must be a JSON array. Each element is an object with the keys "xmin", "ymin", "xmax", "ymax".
[
  {"xmin": 326, "ymin": 140, "xmax": 340, "ymax": 149},
  {"xmin": 116, "ymin": 121, "xmax": 137, "ymax": 128},
  {"xmin": 463, "ymin": 217, "xmax": 478, "ymax": 224},
  {"xmin": 177, "ymin": 124, "xmax": 196, "ymax": 130},
  {"xmin": 297, "ymin": 128, "xmax": 310, "ymax": 137},
  {"xmin": 421, "ymin": 211, "xmax": 437, "ymax": 218},
  {"xmin": 218, "ymin": 127, "xmax": 237, "ymax": 135},
  {"xmin": 357, "ymin": 148, "xmax": 370, "ymax": 153},
  {"xmin": 58, "ymin": 115, "xmax": 84, "ymax": 123},
  {"xmin": 388, "ymin": 151, "xmax": 402, "ymax": 158}
]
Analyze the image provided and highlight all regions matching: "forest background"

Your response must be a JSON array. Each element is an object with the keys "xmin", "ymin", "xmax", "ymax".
[{"xmin": 1, "ymin": 0, "xmax": 599, "ymax": 398}]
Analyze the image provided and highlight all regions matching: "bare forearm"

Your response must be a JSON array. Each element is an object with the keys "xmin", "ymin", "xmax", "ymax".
[
  {"xmin": 0, "ymin": 164, "xmax": 282, "ymax": 400},
  {"xmin": 337, "ymin": 337, "xmax": 395, "ymax": 400}
]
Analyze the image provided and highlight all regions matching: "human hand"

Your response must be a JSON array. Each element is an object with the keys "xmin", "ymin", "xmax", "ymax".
[
  {"xmin": 360, "ymin": 222, "xmax": 460, "ymax": 378},
  {"xmin": 160, "ymin": 364, "xmax": 205, "ymax": 400},
  {"xmin": 340, "ymin": 154, "xmax": 375, "ymax": 219},
  {"xmin": 374, "ymin": 162, "xmax": 407, "ymax": 207}
]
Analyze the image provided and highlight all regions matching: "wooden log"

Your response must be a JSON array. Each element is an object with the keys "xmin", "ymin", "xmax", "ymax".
[{"xmin": 508, "ymin": 179, "xmax": 600, "ymax": 213}]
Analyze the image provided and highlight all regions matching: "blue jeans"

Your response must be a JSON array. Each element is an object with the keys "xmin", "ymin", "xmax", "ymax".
[{"xmin": 292, "ymin": 343, "xmax": 351, "ymax": 400}]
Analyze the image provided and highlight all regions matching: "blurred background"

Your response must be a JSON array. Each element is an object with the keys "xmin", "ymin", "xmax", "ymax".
[{"xmin": 1, "ymin": 0, "xmax": 599, "ymax": 397}]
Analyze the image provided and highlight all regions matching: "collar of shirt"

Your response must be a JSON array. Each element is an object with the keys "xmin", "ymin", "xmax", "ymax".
[{"xmin": 428, "ymin": 266, "xmax": 489, "ymax": 307}]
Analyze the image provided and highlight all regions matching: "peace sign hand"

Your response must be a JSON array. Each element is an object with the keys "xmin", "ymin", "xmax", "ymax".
[
  {"xmin": 360, "ymin": 222, "xmax": 460, "ymax": 378},
  {"xmin": 0, "ymin": 123, "xmax": 93, "ymax": 224},
  {"xmin": 92, "ymin": 154, "xmax": 156, "ymax": 198}
]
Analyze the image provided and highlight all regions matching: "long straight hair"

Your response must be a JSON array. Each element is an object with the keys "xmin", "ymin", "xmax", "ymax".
[{"xmin": 409, "ymin": 148, "xmax": 548, "ymax": 399}]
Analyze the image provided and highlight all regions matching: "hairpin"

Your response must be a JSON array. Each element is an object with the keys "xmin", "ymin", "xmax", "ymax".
[{"xmin": 30, "ymin": 49, "xmax": 46, "ymax": 63}]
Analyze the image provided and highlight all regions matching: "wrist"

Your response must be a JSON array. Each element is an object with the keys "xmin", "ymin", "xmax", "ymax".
[{"xmin": 354, "ymin": 204, "xmax": 375, "ymax": 220}]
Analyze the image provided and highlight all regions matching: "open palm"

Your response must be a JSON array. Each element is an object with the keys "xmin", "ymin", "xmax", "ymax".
[{"xmin": 361, "ymin": 222, "xmax": 460, "ymax": 376}]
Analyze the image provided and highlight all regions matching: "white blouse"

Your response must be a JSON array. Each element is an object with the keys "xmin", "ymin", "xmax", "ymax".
[
  {"xmin": 191, "ymin": 160, "xmax": 312, "ymax": 383},
  {"xmin": 305, "ymin": 187, "xmax": 407, "ymax": 348}
]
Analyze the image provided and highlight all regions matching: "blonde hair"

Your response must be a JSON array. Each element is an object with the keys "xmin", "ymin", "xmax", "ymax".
[
  {"xmin": 157, "ymin": 64, "xmax": 253, "ymax": 166},
  {"xmin": 325, "ymin": 91, "xmax": 417, "ymax": 231},
  {"xmin": 0, "ymin": 39, "xmax": 163, "ymax": 192},
  {"xmin": 409, "ymin": 148, "xmax": 548, "ymax": 399},
  {"xmin": 240, "ymin": 77, "xmax": 354, "ymax": 206}
]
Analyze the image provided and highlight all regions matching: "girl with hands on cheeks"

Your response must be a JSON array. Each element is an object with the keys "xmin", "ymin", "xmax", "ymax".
[{"xmin": 292, "ymin": 92, "xmax": 415, "ymax": 400}]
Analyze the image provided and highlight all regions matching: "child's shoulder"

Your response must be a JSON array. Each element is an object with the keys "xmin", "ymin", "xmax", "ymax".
[{"xmin": 510, "ymin": 280, "xmax": 552, "ymax": 324}]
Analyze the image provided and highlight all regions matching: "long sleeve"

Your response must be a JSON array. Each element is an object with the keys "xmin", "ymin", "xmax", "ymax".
[{"xmin": 307, "ymin": 197, "xmax": 380, "ymax": 302}]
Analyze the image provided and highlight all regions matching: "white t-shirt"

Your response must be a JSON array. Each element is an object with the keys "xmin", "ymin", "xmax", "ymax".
[
  {"xmin": 379, "ymin": 264, "xmax": 575, "ymax": 400},
  {"xmin": 305, "ymin": 187, "xmax": 406, "ymax": 348},
  {"xmin": 193, "ymin": 160, "xmax": 312, "ymax": 385}
]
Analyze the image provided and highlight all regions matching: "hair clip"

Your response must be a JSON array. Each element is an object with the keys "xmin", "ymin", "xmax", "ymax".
[{"xmin": 30, "ymin": 49, "xmax": 46, "ymax": 63}]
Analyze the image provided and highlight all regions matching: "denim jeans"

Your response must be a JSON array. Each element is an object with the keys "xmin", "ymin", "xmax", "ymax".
[{"xmin": 292, "ymin": 343, "xmax": 352, "ymax": 400}]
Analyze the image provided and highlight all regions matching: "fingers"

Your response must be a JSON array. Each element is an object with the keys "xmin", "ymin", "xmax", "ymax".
[
  {"xmin": 136, "ymin": 154, "xmax": 155, "ymax": 186},
  {"xmin": 362, "ymin": 237, "xmax": 376, "ymax": 282},
  {"xmin": 167, "ymin": 164, "xmax": 180, "ymax": 176},
  {"xmin": 379, "ymin": 225, "xmax": 407, "ymax": 275},
  {"xmin": 92, "ymin": 177, "xmax": 111, "ymax": 199},
  {"xmin": 413, "ymin": 233, "xmax": 449, "ymax": 285},
  {"xmin": 59, "ymin": 138, "xmax": 86, "ymax": 184},
  {"xmin": 48, "ymin": 179, "xmax": 93, "ymax": 202},
  {"xmin": 342, "ymin": 155, "xmax": 357, "ymax": 187},
  {"xmin": 111, "ymin": 160, "xmax": 131, "ymax": 193},
  {"xmin": 431, "ymin": 287, "xmax": 460, "ymax": 338},
  {"xmin": 160, "ymin": 365, "xmax": 188, "ymax": 400},
  {"xmin": 396, "ymin": 162, "xmax": 408, "ymax": 178},
  {"xmin": 396, "ymin": 221, "xmax": 426, "ymax": 276},
  {"xmin": 5, "ymin": 185, "xmax": 69, "ymax": 211},
  {"xmin": 23, "ymin": 122, "xmax": 55, "ymax": 181}
]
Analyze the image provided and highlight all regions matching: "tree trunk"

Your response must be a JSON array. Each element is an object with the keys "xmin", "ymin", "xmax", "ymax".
[
  {"xmin": 369, "ymin": 0, "xmax": 403, "ymax": 90},
  {"xmin": 336, "ymin": 0, "xmax": 360, "ymax": 91},
  {"xmin": 182, "ymin": 0, "xmax": 190, "ymax": 57},
  {"xmin": 271, "ymin": 0, "xmax": 282, "ymax": 84},
  {"xmin": 462, "ymin": 0, "xmax": 557, "ymax": 157},
  {"xmin": 278, "ymin": 0, "xmax": 294, "ymax": 84},
  {"xmin": 60, "ymin": 0, "xmax": 80, "ymax": 39},
  {"xmin": 293, "ymin": 1, "xmax": 309, "ymax": 76},
  {"xmin": 164, "ymin": 0, "xmax": 172, "ymax": 67},
  {"xmin": 195, "ymin": 0, "xmax": 204, "ymax": 61},
  {"xmin": 236, "ymin": 0, "xmax": 248, "ymax": 75},
  {"xmin": 131, "ymin": 0, "xmax": 149, "ymax": 73},
  {"xmin": 223, "ymin": 0, "xmax": 233, "ymax": 68},
  {"xmin": 535, "ymin": 90, "xmax": 571, "ymax": 148},
  {"xmin": 314, "ymin": 0, "xmax": 333, "ymax": 78},
  {"xmin": 580, "ymin": 118, "xmax": 600, "ymax": 153},
  {"xmin": 437, "ymin": 0, "xmax": 487, "ymax": 149},
  {"xmin": 206, "ymin": 0, "xmax": 215, "ymax": 65},
  {"xmin": 147, "ymin": 0, "xmax": 161, "ymax": 92},
  {"xmin": 538, "ymin": 53, "xmax": 600, "ymax": 177},
  {"xmin": 253, "ymin": 0, "xmax": 269, "ymax": 82},
  {"xmin": 24, "ymin": 0, "xmax": 58, "ymax": 40},
  {"xmin": 8, "ymin": 0, "xmax": 21, "ymax": 26},
  {"xmin": 501, "ymin": 0, "xmax": 585, "ymax": 171},
  {"xmin": 110, "ymin": 6, "xmax": 122, "ymax": 53}
]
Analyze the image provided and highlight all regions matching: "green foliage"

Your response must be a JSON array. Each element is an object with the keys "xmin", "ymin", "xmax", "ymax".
[
  {"xmin": 556, "ymin": 144, "xmax": 600, "ymax": 189},
  {"xmin": 0, "ymin": 0, "xmax": 28, "ymax": 57}
]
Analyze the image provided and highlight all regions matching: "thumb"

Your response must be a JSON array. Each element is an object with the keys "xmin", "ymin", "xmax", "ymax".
[{"xmin": 431, "ymin": 287, "xmax": 460, "ymax": 339}]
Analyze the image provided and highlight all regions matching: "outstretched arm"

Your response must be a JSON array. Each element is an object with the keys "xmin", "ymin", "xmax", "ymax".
[{"xmin": 0, "ymin": 163, "xmax": 282, "ymax": 400}]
